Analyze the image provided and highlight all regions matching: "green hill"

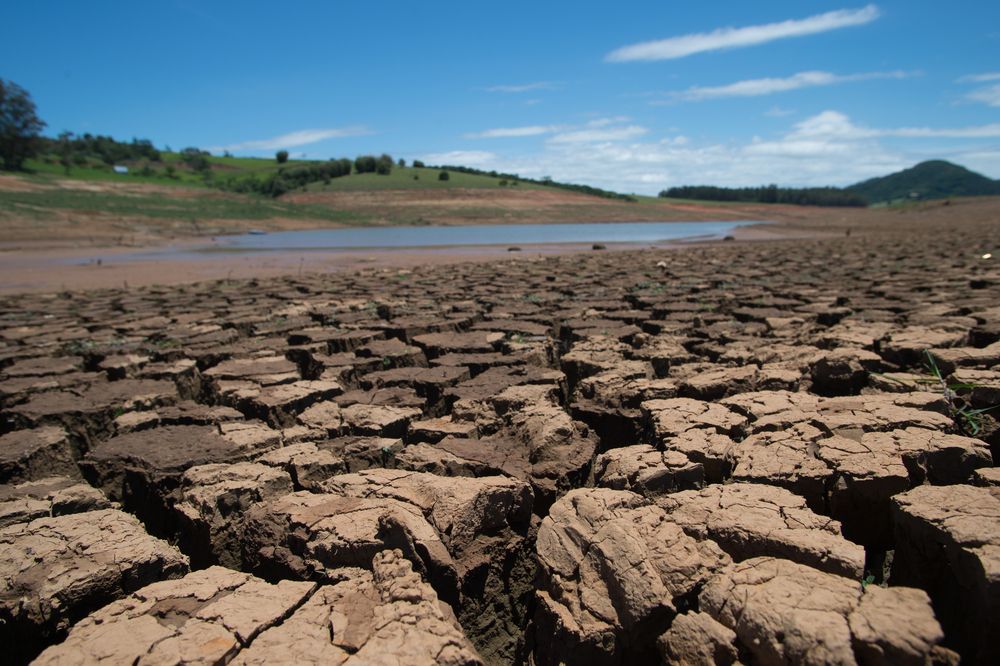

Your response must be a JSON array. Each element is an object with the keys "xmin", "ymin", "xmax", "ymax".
[{"xmin": 847, "ymin": 160, "xmax": 1000, "ymax": 204}]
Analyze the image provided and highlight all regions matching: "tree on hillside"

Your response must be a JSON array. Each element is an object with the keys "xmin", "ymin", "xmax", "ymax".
[
  {"xmin": 412, "ymin": 160, "xmax": 425, "ymax": 168},
  {"xmin": 354, "ymin": 155, "xmax": 377, "ymax": 173},
  {"xmin": 0, "ymin": 79, "xmax": 46, "ymax": 171},
  {"xmin": 438, "ymin": 170, "xmax": 450, "ymax": 181},
  {"xmin": 376, "ymin": 153, "xmax": 393, "ymax": 175},
  {"xmin": 276, "ymin": 150, "xmax": 289, "ymax": 164}
]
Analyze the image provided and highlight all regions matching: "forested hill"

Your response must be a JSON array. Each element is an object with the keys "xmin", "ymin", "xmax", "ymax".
[{"xmin": 846, "ymin": 160, "xmax": 1000, "ymax": 204}]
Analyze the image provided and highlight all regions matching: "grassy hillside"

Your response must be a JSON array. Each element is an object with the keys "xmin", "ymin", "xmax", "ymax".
[
  {"xmin": 847, "ymin": 160, "xmax": 1000, "ymax": 204},
  {"xmin": 304, "ymin": 166, "xmax": 542, "ymax": 192},
  {"xmin": 23, "ymin": 152, "xmax": 541, "ymax": 194}
]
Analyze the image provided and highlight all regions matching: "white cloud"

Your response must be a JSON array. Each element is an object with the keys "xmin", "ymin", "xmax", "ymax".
[
  {"xmin": 783, "ymin": 110, "xmax": 1000, "ymax": 139},
  {"xmin": 606, "ymin": 4, "xmax": 880, "ymax": 62},
  {"xmin": 765, "ymin": 106, "xmax": 796, "ymax": 117},
  {"xmin": 420, "ymin": 150, "xmax": 498, "ymax": 166},
  {"xmin": 215, "ymin": 127, "xmax": 369, "ymax": 152},
  {"xmin": 958, "ymin": 72, "xmax": 1000, "ymax": 83},
  {"xmin": 965, "ymin": 83, "xmax": 1000, "ymax": 107},
  {"xmin": 659, "ymin": 70, "xmax": 912, "ymax": 102},
  {"xmin": 483, "ymin": 82, "xmax": 558, "ymax": 93},
  {"xmin": 464, "ymin": 125, "xmax": 562, "ymax": 139},
  {"xmin": 549, "ymin": 124, "xmax": 648, "ymax": 143},
  {"xmin": 419, "ymin": 111, "xmax": 1000, "ymax": 195}
]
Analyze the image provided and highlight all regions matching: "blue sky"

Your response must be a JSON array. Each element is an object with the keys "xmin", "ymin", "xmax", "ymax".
[{"xmin": 4, "ymin": 1, "xmax": 1000, "ymax": 193}]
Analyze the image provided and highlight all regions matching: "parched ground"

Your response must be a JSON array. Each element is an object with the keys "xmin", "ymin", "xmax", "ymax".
[{"xmin": 0, "ymin": 202, "xmax": 999, "ymax": 664}]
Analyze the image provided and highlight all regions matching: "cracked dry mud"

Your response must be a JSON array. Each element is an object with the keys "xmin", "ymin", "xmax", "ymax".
[{"xmin": 1, "ymin": 218, "xmax": 999, "ymax": 665}]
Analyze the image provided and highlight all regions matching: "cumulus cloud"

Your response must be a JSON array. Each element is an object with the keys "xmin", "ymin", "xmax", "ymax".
[
  {"xmin": 606, "ymin": 4, "xmax": 880, "ymax": 62},
  {"xmin": 214, "ymin": 127, "xmax": 369, "ymax": 152},
  {"xmin": 483, "ymin": 82, "xmax": 558, "ymax": 93},
  {"xmin": 658, "ymin": 70, "xmax": 912, "ymax": 102},
  {"xmin": 464, "ymin": 125, "xmax": 562, "ymax": 139},
  {"xmin": 421, "ymin": 111, "xmax": 1000, "ymax": 195}
]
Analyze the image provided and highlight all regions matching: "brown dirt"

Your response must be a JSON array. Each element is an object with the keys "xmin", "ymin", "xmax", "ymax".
[{"xmin": 2, "ymin": 204, "xmax": 998, "ymax": 664}]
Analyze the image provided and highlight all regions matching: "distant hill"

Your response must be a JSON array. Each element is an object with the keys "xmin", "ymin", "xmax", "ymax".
[{"xmin": 847, "ymin": 160, "xmax": 1000, "ymax": 204}]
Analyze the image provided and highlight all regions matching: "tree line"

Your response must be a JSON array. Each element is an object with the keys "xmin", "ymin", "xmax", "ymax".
[
  {"xmin": 430, "ymin": 164, "xmax": 637, "ymax": 202},
  {"xmin": 659, "ymin": 184, "xmax": 868, "ymax": 207}
]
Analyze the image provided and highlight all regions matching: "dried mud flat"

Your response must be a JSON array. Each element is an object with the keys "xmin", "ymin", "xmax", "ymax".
[{"xmin": 1, "ymin": 213, "xmax": 999, "ymax": 665}]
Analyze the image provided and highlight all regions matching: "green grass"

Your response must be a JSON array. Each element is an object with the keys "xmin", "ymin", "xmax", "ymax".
[
  {"xmin": 307, "ymin": 166, "xmax": 545, "ymax": 192},
  {"xmin": 0, "ymin": 188, "xmax": 369, "ymax": 224}
]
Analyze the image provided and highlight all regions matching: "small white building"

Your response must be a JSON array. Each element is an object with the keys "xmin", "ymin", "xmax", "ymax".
[{"xmin": 113, "ymin": 165, "xmax": 128, "ymax": 174}]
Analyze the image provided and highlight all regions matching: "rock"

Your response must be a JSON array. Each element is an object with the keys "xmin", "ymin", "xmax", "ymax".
[
  {"xmin": 593, "ymin": 444, "xmax": 704, "ymax": 496},
  {"xmin": 533, "ymin": 488, "xmax": 731, "ymax": 665},
  {"xmin": 0, "ymin": 476, "xmax": 110, "ymax": 528},
  {"xmin": 0, "ymin": 426, "xmax": 77, "ymax": 484},
  {"xmin": 0, "ymin": 508, "xmax": 189, "ymax": 663},
  {"xmin": 33, "ymin": 566, "xmax": 317, "ymax": 666},
  {"xmin": 656, "ymin": 483, "xmax": 865, "ymax": 578},
  {"xmin": 891, "ymin": 484, "xmax": 1000, "ymax": 664},
  {"xmin": 701, "ymin": 557, "xmax": 944, "ymax": 666},
  {"xmin": 174, "ymin": 462, "xmax": 295, "ymax": 568}
]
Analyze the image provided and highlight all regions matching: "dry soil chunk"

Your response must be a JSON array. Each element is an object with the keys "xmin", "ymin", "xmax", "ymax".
[
  {"xmin": 0, "ymin": 508, "xmax": 189, "ymax": 663},
  {"xmin": 0, "ymin": 476, "xmax": 110, "ymax": 528},
  {"xmin": 33, "ymin": 566, "xmax": 316, "ymax": 666},
  {"xmin": 642, "ymin": 397, "xmax": 746, "ymax": 439},
  {"xmin": 243, "ymin": 491, "xmax": 460, "ymax": 605},
  {"xmin": 0, "ymin": 426, "xmax": 77, "ymax": 484},
  {"xmin": 700, "ymin": 557, "xmax": 944, "ymax": 666},
  {"xmin": 533, "ymin": 487, "xmax": 730, "ymax": 666},
  {"xmin": 593, "ymin": 444, "xmax": 704, "ymax": 496},
  {"xmin": 174, "ymin": 462, "xmax": 295, "ymax": 568},
  {"xmin": 234, "ymin": 550, "xmax": 483, "ymax": 666},
  {"xmin": 319, "ymin": 468, "xmax": 532, "ymax": 556},
  {"xmin": 656, "ymin": 483, "xmax": 864, "ymax": 578},
  {"xmin": 341, "ymin": 403, "xmax": 422, "ymax": 438},
  {"xmin": 891, "ymin": 484, "xmax": 1000, "ymax": 664},
  {"xmin": 656, "ymin": 612, "xmax": 739, "ymax": 666}
]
